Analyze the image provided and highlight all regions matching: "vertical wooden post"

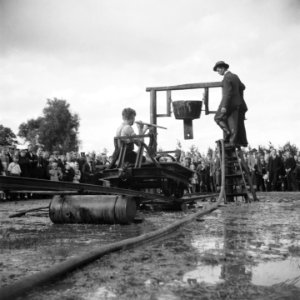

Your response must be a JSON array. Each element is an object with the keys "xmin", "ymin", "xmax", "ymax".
[
  {"xmin": 204, "ymin": 88, "xmax": 209, "ymax": 115},
  {"xmin": 150, "ymin": 89, "xmax": 157, "ymax": 125},
  {"xmin": 166, "ymin": 90, "xmax": 172, "ymax": 116},
  {"xmin": 150, "ymin": 89, "xmax": 157, "ymax": 153}
]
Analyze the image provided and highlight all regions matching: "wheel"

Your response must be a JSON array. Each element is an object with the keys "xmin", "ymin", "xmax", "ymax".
[
  {"xmin": 162, "ymin": 180, "xmax": 185, "ymax": 198},
  {"xmin": 156, "ymin": 154, "xmax": 176, "ymax": 162},
  {"xmin": 180, "ymin": 203, "xmax": 188, "ymax": 211},
  {"xmin": 174, "ymin": 184, "xmax": 185, "ymax": 198},
  {"xmin": 161, "ymin": 179, "xmax": 174, "ymax": 197}
]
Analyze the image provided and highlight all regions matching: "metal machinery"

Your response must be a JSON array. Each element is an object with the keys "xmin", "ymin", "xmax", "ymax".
[
  {"xmin": 99, "ymin": 81, "xmax": 224, "ymax": 203},
  {"xmin": 101, "ymin": 134, "xmax": 194, "ymax": 200}
]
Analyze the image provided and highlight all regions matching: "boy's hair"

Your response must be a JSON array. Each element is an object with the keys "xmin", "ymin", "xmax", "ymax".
[{"xmin": 122, "ymin": 108, "xmax": 136, "ymax": 120}]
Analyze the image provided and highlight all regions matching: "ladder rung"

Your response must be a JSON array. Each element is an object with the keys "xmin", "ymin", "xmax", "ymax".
[
  {"xmin": 224, "ymin": 145, "xmax": 236, "ymax": 149},
  {"xmin": 225, "ymin": 173, "xmax": 244, "ymax": 177},
  {"xmin": 226, "ymin": 192, "xmax": 248, "ymax": 197},
  {"xmin": 225, "ymin": 185, "xmax": 247, "ymax": 189}
]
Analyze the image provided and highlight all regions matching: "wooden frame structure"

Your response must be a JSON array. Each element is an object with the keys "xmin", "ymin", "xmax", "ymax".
[{"xmin": 146, "ymin": 81, "xmax": 222, "ymax": 151}]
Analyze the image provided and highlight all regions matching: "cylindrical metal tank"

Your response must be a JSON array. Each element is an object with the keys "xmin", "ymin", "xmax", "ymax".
[{"xmin": 49, "ymin": 195, "xmax": 136, "ymax": 224}]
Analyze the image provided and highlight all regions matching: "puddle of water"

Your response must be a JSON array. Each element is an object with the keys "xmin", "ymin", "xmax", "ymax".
[
  {"xmin": 191, "ymin": 236, "xmax": 224, "ymax": 253},
  {"xmin": 84, "ymin": 286, "xmax": 117, "ymax": 300},
  {"xmin": 156, "ymin": 290, "xmax": 181, "ymax": 300},
  {"xmin": 183, "ymin": 265, "xmax": 224, "ymax": 284},
  {"xmin": 249, "ymin": 258, "xmax": 300, "ymax": 287},
  {"xmin": 182, "ymin": 258, "xmax": 300, "ymax": 287}
]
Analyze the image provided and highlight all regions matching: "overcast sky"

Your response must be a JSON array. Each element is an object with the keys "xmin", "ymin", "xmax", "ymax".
[{"xmin": 1, "ymin": 0, "xmax": 299, "ymax": 154}]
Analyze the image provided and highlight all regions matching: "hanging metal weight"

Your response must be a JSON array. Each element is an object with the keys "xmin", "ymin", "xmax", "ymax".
[{"xmin": 172, "ymin": 101, "xmax": 202, "ymax": 139}]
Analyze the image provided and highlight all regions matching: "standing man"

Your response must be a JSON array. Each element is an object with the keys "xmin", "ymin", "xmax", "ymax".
[
  {"xmin": 267, "ymin": 148, "xmax": 284, "ymax": 191},
  {"xmin": 26, "ymin": 144, "xmax": 38, "ymax": 178},
  {"xmin": 81, "ymin": 155, "xmax": 95, "ymax": 183},
  {"xmin": 213, "ymin": 61, "xmax": 248, "ymax": 147},
  {"xmin": 283, "ymin": 150, "xmax": 296, "ymax": 191}
]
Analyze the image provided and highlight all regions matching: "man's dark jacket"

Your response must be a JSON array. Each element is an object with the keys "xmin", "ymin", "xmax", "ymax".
[{"xmin": 221, "ymin": 71, "xmax": 248, "ymax": 114}]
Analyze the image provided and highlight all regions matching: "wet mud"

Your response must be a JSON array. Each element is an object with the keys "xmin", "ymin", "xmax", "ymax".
[{"xmin": 1, "ymin": 192, "xmax": 300, "ymax": 299}]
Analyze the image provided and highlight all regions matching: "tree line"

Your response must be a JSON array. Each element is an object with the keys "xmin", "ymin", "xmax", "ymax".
[{"xmin": 0, "ymin": 98, "xmax": 80, "ymax": 153}]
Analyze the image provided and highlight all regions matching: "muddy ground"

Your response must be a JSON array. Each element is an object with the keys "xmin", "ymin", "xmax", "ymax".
[{"xmin": 0, "ymin": 192, "xmax": 300, "ymax": 300}]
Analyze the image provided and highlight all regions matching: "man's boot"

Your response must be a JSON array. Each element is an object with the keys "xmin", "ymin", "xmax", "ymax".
[{"xmin": 218, "ymin": 121, "xmax": 231, "ymax": 142}]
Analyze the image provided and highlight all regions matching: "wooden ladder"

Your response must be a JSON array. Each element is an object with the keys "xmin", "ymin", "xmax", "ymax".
[{"xmin": 223, "ymin": 144, "xmax": 258, "ymax": 203}]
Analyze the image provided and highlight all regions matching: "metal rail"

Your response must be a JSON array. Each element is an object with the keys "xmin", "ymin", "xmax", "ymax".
[
  {"xmin": 0, "ymin": 175, "xmax": 173, "ymax": 202},
  {"xmin": 0, "ymin": 176, "xmax": 219, "ymax": 205}
]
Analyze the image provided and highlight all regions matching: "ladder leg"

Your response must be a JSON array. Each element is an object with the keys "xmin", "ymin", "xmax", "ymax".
[
  {"xmin": 223, "ymin": 144, "xmax": 256, "ymax": 203},
  {"xmin": 237, "ymin": 149, "xmax": 259, "ymax": 202}
]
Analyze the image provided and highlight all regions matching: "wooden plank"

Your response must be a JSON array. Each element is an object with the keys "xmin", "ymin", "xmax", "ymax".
[
  {"xmin": 135, "ymin": 121, "xmax": 167, "ymax": 130},
  {"xmin": 146, "ymin": 81, "xmax": 222, "ymax": 92}
]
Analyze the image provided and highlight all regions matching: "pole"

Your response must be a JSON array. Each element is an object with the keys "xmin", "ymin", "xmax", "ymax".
[{"xmin": 150, "ymin": 89, "xmax": 157, "ymax": 153}]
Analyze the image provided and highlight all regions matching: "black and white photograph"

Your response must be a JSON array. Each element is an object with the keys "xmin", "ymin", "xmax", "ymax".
[{"xmin": 0, "ymin": 0, "xmax": 300, "ymax": 299}]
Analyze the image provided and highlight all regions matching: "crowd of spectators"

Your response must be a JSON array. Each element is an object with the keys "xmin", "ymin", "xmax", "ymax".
[
  {"xmin": 1, "ymin": 143, "xmax": 300, "ymax": 200},
  {"xmin": 178, "ymin": 147, "xmax": 300, "ymax": 193},
  {"xmin": 0, "ymin": 144, "xmax": 111, "ymax": 199}
]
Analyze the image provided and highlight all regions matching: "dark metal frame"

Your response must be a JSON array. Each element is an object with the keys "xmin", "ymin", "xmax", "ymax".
[{"xmin": 101, "ymin": 135, "xmax": 194, "ymax": 198}]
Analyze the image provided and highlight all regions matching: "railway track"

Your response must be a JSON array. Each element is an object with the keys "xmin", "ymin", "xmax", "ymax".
[{"xmin": 0, "ymin": 175, "xmax": 220, "ymax": 209}]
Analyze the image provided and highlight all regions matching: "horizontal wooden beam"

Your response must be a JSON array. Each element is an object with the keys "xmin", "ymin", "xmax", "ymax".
[
  {"xmin": 156, "ymin": 114, "xmax": 171, "ymax": 117},
  {"xmin": 146, "ymin": 81, "xmax": 222, "ymax": 92},
  {"xmin": 114, "ymin": 134, "xmax": 152, "ymax": 141}
]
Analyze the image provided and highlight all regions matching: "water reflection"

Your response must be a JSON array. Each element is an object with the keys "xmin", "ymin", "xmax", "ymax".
[
  {"xmin": 85, "ymin": 286, "xmax": 117, "ymax": 300},
  {"xmin": 250, "ymin": 258, "xmax": 300, "ymax": 287},
  {"xmin": 220, "ymin": 215, "xmax": 253, "ymax": 283},
  {"xmin": 185, "ymin": 208, "xmax": 300, "ymax": 288},
  {"xmin": 183, "ymin": 265, "xmax": 223, "ymax": 284}
]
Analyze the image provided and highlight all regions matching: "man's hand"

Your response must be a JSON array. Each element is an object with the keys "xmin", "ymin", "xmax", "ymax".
[
  {"xmin": 136, "ymin": 121, "xmax": 144, "ymax": 131},
  {"xmin": 221, "ymin": 107, "xmax": 227, "ymax": 114},
  {"xmin": 136, "ymin": 121, "xmax": 149, "ymax": 134},
  {"xmin": 143, "ymin": 125, "xmax": 149, "ymax": 132}
]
